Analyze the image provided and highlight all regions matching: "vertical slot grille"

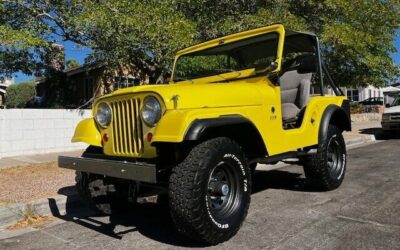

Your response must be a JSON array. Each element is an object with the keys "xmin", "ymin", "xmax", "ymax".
[{"xmin": 110, "ymin": 98, "xmax": 143, "ymax": 155}]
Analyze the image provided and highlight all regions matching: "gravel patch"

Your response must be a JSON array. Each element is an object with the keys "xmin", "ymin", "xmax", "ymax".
[{"xmin": 0, "ymin": 162, "xmax": 75, "ymax": 205}]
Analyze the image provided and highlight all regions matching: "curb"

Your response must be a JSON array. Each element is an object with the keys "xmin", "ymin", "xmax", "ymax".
[
  {"xmin": 0, "ymin": 191, "xmax": 82, "ymax": 231},
  {"xmin": 345, "ymin": 134, "xmax": 376, "ymax": 147}
]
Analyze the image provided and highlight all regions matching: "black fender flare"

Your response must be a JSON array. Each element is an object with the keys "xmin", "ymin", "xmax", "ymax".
[
  {"xmin": 319, "ymin": 101, "xmax": 351, "ymax": 144},
  {"xmin": 184, "ymin": 115, "xmax": 254, "ymax": 141},
  {"xmin": 183, "ymin": 115, "xmax": 268, "ymax": 158}
]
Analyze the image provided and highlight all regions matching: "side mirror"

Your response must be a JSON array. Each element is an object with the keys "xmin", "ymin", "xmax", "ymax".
[
  {"xmin": 385, "ymin": 103, "xmax": 391, "ymax": 108},
  {"xmin": 255, "ymin": 61, "xmax": 279, "ymax": 75}
]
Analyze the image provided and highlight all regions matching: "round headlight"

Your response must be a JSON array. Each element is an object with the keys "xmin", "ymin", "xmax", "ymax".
[
  {"xmin": 95, "ymin": 102, "xmax": 112, "ymax": 127},
  {"xmin": 141, "ymin": 96, "xmax": 162, "ymax": 126}
]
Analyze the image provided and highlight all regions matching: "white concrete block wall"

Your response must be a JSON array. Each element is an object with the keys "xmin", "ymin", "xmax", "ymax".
[{"xmin": 0, "ymin": 109, "xmax": 92, "ymax": 158}]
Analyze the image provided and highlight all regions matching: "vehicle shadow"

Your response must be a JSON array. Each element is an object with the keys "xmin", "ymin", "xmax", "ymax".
[
  {"xmin": 51, "ymin": 187, "xmax": 207, "ymax": 247},
  {"xmin": 359, "ymin": 127, "xmax": 400, "ymax": 140},
  {"xmin": 252, "ymin": 169, "xmax": 322, "ymax": 193},
  {"xmin": 50, "ymin": 169, "xmax": 317, "ymax": 247}
]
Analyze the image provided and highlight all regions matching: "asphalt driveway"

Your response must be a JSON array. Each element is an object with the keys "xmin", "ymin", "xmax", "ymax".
[{"xmin": 1, "ymin": 139, "xmax": 400, "ymax": 249}]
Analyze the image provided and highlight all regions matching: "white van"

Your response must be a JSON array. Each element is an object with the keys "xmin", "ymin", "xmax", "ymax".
[{"xmin": 382, "ymin": 95, "xmax": 400, "ymax": 131}]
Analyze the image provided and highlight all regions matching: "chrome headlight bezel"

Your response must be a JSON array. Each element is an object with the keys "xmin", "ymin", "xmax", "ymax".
[
  {"xmin": 95, "ymin": 102, "xmax": 112, "ymax": 128},
  {"xmin": 141, "ymin": 96, "xmax": 162, "ymax": 126}
]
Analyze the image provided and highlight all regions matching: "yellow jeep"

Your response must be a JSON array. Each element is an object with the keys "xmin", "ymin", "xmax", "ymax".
[{"xmin": 59, "ymin": 24, "xmax": 351, "ymax": 244}]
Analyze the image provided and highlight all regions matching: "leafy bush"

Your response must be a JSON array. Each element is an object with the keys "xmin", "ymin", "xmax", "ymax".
[
  {"xmin": 5, "ymin": 81, "xmax": 36, "ymax": 108},
  {"xmin": 350, "ymin": 102, "xmax": 363, "ymax": 114}
]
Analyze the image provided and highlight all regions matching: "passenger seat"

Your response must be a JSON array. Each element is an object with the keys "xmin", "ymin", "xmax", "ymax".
[{"xmin": 280, "ymin": 55, "xmax": 315, "ymax": 124}]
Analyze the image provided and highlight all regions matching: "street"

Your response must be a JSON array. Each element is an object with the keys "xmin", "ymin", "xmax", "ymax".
[{"xmin": 1, "ymin": 139, "xmax": 400, "ymax": 250}]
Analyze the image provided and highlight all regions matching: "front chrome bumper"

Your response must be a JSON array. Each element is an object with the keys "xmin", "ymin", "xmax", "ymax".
[{"xmin": 58, "ymin": 156, "xmax": 157, "ymax": 183}]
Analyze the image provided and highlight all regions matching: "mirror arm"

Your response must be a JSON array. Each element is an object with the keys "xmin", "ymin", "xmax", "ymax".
[
  {"xmin": 267, "ymin": 72, "xmax": 280, "ymax": 86},
  {"xmin": 255, "ymin": 61, "xmax": 278, "ymax": 75}
]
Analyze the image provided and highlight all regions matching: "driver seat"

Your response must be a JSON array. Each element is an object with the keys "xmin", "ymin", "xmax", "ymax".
[{"xmin": 280, "ymin": 55, "xmax": 315, "ymax": 124}]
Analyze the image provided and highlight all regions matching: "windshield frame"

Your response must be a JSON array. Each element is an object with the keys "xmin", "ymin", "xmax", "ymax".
[
  {"xmin": 170, "ymin": 25, "xmax": 285, "ymax": 83},
  {"xmin": 392, "ymin": 95, "xmax": 400, "ymax": 106}
]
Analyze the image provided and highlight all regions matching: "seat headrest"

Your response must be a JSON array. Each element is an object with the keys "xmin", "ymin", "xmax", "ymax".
[{"xmin": 282, "ymin": 54, "xmax": 317, "ymax": 74}]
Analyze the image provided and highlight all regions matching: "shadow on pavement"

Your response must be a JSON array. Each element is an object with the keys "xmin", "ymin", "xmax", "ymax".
[
  {"xmin": 359, "ymin": 127, "xmax": 400, "ymax": 140},
  {"xmin": 252, "ymin": 169, "xmax": 324, "ymax": 193},
  {"xmin": 50, "ymin": 187, "xmax": 207, "ymax": 247},
  {"xmin": 49, "ymin": 169, "xmax": 319, "ymax": 247}
]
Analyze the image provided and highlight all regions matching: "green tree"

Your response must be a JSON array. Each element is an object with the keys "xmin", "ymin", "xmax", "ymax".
[
  {"xmin": 5, "ymin": 81, "xmax": 36, "ymax": 108},
  {"xmin": 176, "ymin": 0, "xmax": 400, "ymax": 87},
  {"xmin": 1, "ymin": 0, "xmax": 399, "ymax": 87},
  {"xmin": 0, "ymin": 2, "xmax": 50, "ymax": 78},
  {"xmin": 66, "ymin": 59, "xmax": 80, "ymax": 69}
]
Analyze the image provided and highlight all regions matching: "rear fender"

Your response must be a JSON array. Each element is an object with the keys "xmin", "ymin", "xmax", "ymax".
[{"xmin": 319, "ymin": 102, "xmax": 351, "ymax": 144}]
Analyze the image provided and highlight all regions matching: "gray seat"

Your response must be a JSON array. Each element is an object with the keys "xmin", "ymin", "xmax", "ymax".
[{"xmin": 280, "ymin": 70, "xmax": 312, "ymax": 123}]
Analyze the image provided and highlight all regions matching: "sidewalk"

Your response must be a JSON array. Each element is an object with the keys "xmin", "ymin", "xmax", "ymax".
[{"xmin": 343, "ymin": 120, "xmax": 381, "ymax": 147}]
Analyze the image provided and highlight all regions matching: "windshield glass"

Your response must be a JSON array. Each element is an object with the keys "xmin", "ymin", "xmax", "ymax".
[
  {"xmin": 173, "ymin": 32, "xmax": 279, "ymax": 81},
  {"xmin": 392, "ymin": 95, "xmax": 400, "ymax": 106}
]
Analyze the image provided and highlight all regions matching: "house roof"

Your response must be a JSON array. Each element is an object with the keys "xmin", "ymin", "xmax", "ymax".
[
  {"xmin": 382, "ymin": 86, "xmax": 400, "ymax": 93},
  {"xmin": 64, "ymin": 63, "xmax": 103, "ymax": 77},
  {"xmin": 34, "ymin": 63, "xmax": 103, "ymax": 84}
]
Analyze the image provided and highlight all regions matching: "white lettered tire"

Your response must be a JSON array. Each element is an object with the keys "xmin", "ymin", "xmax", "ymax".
[{"xmin": 169, "ymin": 137, "xmax": 251, "ymax": 244}]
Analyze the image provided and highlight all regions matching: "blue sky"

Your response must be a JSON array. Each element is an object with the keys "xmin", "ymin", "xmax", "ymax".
[
  {"xmin": 13, "ymin": 41, "xmax": 91, "ymax": 83},
  {"xmin": 393, "ymin": 30, "xmax": 400, "ymax": 65},
  {"xmin": 13, "ymin": 30, "xmax": 400, "ymax": 83}
]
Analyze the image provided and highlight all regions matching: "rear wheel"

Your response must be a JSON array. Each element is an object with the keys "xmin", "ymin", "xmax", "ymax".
[
  {"xmin": 169, "ymin": 137, "xmax": 251, "ymax": 245},
  {"xmin": 303, "ymin": 125, "xmax": 346, "ymax": 190}
]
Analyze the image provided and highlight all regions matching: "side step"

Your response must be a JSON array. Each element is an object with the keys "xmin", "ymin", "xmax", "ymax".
[{"xmin": 251, "ymin": 149, "xmax": 317, "ymax": 165}]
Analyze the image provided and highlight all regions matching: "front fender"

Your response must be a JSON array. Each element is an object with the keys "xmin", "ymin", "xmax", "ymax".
[
  {"xmin": 71, "ymin": 118, "xmax": 102, "ymax": 147},
  {"xmin": 152, "ymin": 109, "xmax": 203, "ymax": 143},
  {"xmin": 152, "ymin": 108, "xmax": 247, "ymax": 143}
]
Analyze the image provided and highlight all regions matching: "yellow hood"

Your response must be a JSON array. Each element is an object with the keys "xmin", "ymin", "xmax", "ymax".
[{"xmin": 97, "ymin": 78, "xmax": 265, "ymax": 110}]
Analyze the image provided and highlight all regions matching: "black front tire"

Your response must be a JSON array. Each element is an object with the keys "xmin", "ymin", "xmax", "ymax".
[
  {"xmin": 169, "ymin": 137, "xmax": 251, "ymax": 245},
  {"xmin": 303, "ymin": 125, "xmax": 347, "ymax": 190}
]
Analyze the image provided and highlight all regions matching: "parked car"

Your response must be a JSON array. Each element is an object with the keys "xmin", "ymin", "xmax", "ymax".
[
  {"xmin": 359, "ymin": 97, "xmax": 384, "ymax": 105},
  {"xmin": 382, "ymin": 95, "xmax": 400, "ymax": 131},
  {"xmin": 58, "ymin": 24, "xmax": 351, "ymax": 245}
]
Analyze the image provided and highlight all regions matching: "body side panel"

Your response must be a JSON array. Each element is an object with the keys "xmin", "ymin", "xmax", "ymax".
[{"xmin": 152, "ymin": 90, "xmax": 347, "ymax": 156}]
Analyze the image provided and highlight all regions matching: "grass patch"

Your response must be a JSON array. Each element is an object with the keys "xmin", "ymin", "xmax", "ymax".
[{"xmin": 6, "ymin": 204, "xmax": 53, "ymax": 230}]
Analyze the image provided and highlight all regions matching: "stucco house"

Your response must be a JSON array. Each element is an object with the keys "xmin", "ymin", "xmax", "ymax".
[
  {"xmin": 343, "ymin": 85, "xmax": 384, "ymax": 102},
  {"xmin": 34, "ymin": 43, "xmax": 149, "ymax": 108},
  {"xmin": 35, "ymin": 63, "xmax": 149, "ymax": 108}
]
